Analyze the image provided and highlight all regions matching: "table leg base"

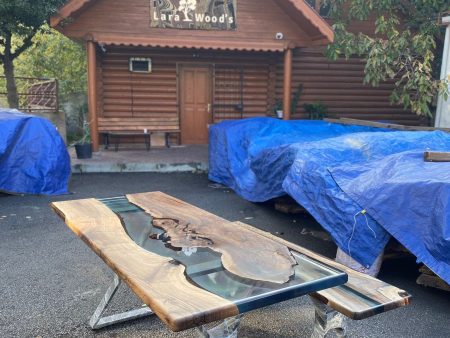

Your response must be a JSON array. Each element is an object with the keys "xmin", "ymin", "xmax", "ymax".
[
  {"xmin": 310, "ymin": 297, "xmax": 347, "ymax": 338},
  {"xmin": 90, "ymin": 274, "xmax": 154, "ymax": 330},
  {"xmin": 196, "ymin": 315, "xmax": 243, "ymax": 338}
]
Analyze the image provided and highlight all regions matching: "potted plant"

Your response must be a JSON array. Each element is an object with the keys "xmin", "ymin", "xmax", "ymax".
[
  {"xmin": 303, "ymin": 102, "xmax": 328, "ymax": 120},
  {"xmin": 274, "ymin": 99, "xmax": 283, "ymax": 119},
  {"xmin": 74, "ymin": 121, "xmax": 92, "ymax": 159}
]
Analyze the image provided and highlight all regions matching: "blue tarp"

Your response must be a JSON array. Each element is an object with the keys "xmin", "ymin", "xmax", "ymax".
[
  {"xmin": 209, "ymin": 117, "xmax": 389, "ymax": 202},
  {"xmin": 330, "ymin": 151, "xmax": 450, "ymax": 284},
  {"xmin": 282, "ymin": 131, "xmax": 450, "ymax": 272},
  {"xmin": 209, "ymin": 118, "xmax": 450, "ymax": 284},
  {"xmin": 0, "ymin": 109, "xmax": 70, "ymax": 195}
]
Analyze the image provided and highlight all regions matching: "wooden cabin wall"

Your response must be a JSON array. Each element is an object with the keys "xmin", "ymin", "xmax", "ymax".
[
  {"xmin": 275, "ymin": 48, "xmax": 424, "ymax": 125},
  {"xmin": 98, "ymin": 47, "xmax": 274, "ymax": 125}
]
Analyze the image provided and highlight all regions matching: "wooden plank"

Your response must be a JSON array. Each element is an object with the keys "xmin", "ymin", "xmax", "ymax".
[
  {"xmin": 417, "ymin": 274, "xmax": 450, "ymax": 292},
  {"xmin": 98, "ymin": 126, "xmax": 180, "ymax": 131},
  {"xmin": 51, "ymin": 198, "xmax": 238, "ymax": 332},
  {"xmin": 233, "ymin": 222, "xmax": 411, "ymax": 320},
  {"xmin": 424, "ymin": 151, "xmax": 450, "ymax": 162},
  {"xmin": 98, "ymin": 117, "xmax": 179, "ymax": 122},
  {"xmin": 127, "ymin": 192, "xmax": 297, "ymax": 284},
  {"xmin": 325, "ymin": 118, "xmax": 450, "ymax": 132}
]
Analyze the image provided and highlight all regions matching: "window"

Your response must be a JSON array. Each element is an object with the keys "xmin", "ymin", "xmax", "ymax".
[{"xmin": 129, "ymin": 57, "xmax": 152, "ymax": 73}]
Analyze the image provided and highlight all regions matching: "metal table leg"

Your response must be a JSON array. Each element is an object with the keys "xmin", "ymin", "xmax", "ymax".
[
  {"xmin": 310, "ymin": 297, "xmax": 347, "ymax": 338},
  {"xmin": 196, "ymin": 315, "xmax": 243, "ymax": 338},
  {"xmin": 90, "ymin": 274, "xmax": 154, "ymax": 330}
]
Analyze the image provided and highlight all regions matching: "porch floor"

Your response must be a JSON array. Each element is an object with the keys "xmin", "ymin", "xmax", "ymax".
[{"xmin": 70, "ymin": 145, "xmax": 208, "ymax": 174}]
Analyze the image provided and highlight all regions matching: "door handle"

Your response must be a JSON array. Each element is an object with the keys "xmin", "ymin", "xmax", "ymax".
[{"xmin": 207, "ymin": 103, "xmax": 211, "ymax": 113}]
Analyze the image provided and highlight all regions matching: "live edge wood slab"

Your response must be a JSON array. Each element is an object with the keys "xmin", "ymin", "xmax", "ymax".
[
  {"xmin": 52, "ymin": 192, "xmax": 301, "ymax": 331},
  {"xmin": 52, "ymin": 192, "xmax": 410, "ymax": 331},
  {"xmin": 52, "ymin": 195, "xmax": 238, "ymax": 331},
  {"xmin": 128, "ymin": 192, "xmax": 296, "ymax": 284},
  {"xmin": 233, "ymin": 222, "xmax": 412, "ymax": 320}
]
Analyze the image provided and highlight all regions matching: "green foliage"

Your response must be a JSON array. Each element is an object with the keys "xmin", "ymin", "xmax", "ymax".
[
  {"xmin": 77, "ymin": 120, "xmax": 91, "ymax": 145},
  {"xmin": 303, "ymin": 102, "xmax": 328, "ymax": 120},
  {"xmin": 0, "ymin": 0, "xmax": 66, "ymax": 60},
  {"xmin": 323, "ymin": 0, "xmax": 450, "ymax": 117},
  {"xmin": 274, "ymin": 99, "xmax": 283, "ymax": 112},
  {"xmin": 274, "ymin": 84, "xmax": 304, "ymax": 114},
  {"xmin": 291, "ymin": 84, "xmax": 304, "ymax": 115},
  {"xmin": 0, "ymin": 0, "xmax": 67, "ymax": 108},
  {"xmin": 15, "ymin": 27, "xmax": 87, "ymax": 102}
]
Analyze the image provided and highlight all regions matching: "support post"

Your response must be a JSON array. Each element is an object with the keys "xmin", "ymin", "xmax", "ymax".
[
  {"xmin": 283, "ymin": 48, "xmax": 293, "ymax": 120},
  {"xmin": 87, "ymin": 40, "xmax": 99, "ymax": 151},
  {"xmin": 435, "ymin": 16, "xmax": 450, "ymax": 128},
  {"xmin": 310, "ymin": 297, "xmax": 347, "ymax": 338}
]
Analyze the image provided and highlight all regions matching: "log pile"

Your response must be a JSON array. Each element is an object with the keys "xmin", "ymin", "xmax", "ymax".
[
  {"xmin": 273, "ymin": 196, "xmax": 308, "ymax": 215},
  {"xmin": 416, "ymin": 266, "xmax": 450, "ymax": 292}
]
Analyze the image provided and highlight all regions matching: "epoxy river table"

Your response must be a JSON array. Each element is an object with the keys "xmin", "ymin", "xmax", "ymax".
[{"xmin": 52, "ymin": 192, "xmax": 347, "ymax": 335}]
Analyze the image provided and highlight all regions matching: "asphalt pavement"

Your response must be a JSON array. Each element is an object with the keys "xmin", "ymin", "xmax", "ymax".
[{"xmin": 1, "ymin": 173, "xmax": 449, "ymax": 338}]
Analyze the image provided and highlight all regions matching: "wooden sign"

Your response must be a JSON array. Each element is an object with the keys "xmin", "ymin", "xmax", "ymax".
[{"xmin": 150, "ymin": 0, "xmax": 237, "ymax": 30}]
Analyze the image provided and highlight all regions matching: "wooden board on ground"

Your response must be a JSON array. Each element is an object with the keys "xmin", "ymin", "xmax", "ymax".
[{"xmin": 233, "ymin": 221, "xmax": 412, "ymax": 320}]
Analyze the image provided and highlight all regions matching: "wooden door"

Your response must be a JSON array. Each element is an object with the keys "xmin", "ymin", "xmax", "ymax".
[{"xmin": 180, "ymin": 65, "xmax": 212, "ymax": 144}]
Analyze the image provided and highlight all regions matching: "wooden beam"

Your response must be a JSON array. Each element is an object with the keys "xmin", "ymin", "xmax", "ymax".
[
  {"xmin": 87, "ymin": 40, "xmax": 99, "ymax": 151},
  {"xmin": 424, "ymin": 151, "xmax": 450, "ymax": 162},
  {"xmin": 325, "ymin": 118, "xmax": 450, "ymax": 133},
  {"xmin": 283, "ymin": 48, "xmax": 293, "ymax": 120}
]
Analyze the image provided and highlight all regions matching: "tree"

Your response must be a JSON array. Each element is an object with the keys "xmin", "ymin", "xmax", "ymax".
[
  {"xmin": 323, "ymin": 0, "xmax": 450, "ymax": 117},
  {"xmin": 0, "ymin": 0, "xmax": 65, "ymax": 108},
  {"xmin": 15, "ymin": 27, "xmax": 87, "ymax": 102}
]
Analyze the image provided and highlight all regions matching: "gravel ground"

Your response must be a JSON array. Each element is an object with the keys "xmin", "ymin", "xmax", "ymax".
[{"xmin": 0, "ymin": 173, "xmax": 449, "ymax": 338}]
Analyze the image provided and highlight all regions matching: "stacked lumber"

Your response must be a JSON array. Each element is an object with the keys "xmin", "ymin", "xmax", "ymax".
[
  {"xmin": 416, "ymin": 266, "xmax": 450, "ymax": 292},
  {"xmin": 273, "ymin": 196, "xmax": 308, "ymax": 215}
]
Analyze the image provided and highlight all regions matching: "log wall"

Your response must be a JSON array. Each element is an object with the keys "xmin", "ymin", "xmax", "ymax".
[
  {"xmin": 275, "ymin": 48, "xmax": 424, "ymax": 125},
  {"xmin": 99, "ymin": 47, "xmax": 274, "ymax": 124}
]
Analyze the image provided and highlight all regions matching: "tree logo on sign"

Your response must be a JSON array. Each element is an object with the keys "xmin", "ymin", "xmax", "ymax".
[{"xmin": 178, "ymin": 0, "xmax": 197, "ymax": 22}]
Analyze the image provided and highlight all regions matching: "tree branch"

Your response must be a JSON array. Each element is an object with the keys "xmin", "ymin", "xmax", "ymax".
[{"xmin": 11, "ymin": 28, "xmax": 38, "ymax": 60}]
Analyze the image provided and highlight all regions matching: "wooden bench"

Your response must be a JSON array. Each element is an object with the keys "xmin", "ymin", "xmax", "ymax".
[
  {"xmin": 98, "ymin": 117, "xmax": 180, "ymax": 150},
  {"xmin": 234, "ymin": 222, "xmax": 412, "ymax": 338}
]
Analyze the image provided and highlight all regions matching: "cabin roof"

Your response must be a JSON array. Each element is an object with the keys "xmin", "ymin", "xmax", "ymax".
[{"xmin": 51, "ymin": 0, "xmax": 334, "ymax": 49}]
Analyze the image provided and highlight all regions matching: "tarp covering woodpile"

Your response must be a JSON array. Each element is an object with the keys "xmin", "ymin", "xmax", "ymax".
[
  {"xmin": 209, "ymin": 117, "xmax": 450, "ymax": 284},
  {"xmin": 0, "ymin": 109, "xmax": 70, "ymax": 195}
]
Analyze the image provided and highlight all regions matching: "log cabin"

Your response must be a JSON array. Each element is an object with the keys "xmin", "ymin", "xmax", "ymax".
[{"xmin": 51, "ymin": 0, "xmax": 422, "ymax": 151}]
